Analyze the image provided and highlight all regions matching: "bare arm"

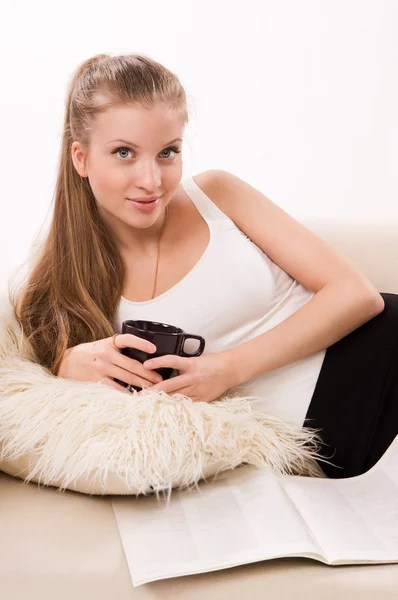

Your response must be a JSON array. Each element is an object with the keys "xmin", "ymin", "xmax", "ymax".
[
  {"xmin": 194, "ymin": 170, "xmax": 385, "ymax": 387},
  {"xmin": 222, "ymin": 280, "xmax": 384, "ymax": 388}
]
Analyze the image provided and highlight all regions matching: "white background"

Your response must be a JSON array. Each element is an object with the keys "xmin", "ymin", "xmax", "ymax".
[{"xmin": 1, "ymin": 0, "xmax": 397, "ymax": 290}]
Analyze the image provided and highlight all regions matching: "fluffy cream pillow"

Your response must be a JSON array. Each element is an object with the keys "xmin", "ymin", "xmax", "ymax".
[{"xmin": 0, "ymin": 294, "xmax": 324, "ymax": 496}]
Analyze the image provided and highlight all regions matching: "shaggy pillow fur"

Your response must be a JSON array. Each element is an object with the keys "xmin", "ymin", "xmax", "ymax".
[{"xmin": 0, "ymin": 294, "xmax": 324, "ymax": 496}]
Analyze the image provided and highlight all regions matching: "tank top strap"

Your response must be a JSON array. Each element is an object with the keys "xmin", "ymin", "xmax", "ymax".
[{"xmin": 180, "ymin": 174, "xmax": 236, "ymax": 228}]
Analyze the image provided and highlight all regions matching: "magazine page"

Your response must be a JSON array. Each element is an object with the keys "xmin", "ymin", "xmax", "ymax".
[
  {"xmin": 281, "ymin": 435, "xmax": 398, "ymax": 564},
  {"xmin": 112, "ymin": 465, "xmax": 323, "ymax": 587},
  {"xmin": 112, "ymin": 436, "xmax": 398, "ymax": 586}
]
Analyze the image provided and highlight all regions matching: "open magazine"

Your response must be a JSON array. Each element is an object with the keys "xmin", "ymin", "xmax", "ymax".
[{"xmin": 112, "ymin": 434, "xmax": 398, "ymax": 587}]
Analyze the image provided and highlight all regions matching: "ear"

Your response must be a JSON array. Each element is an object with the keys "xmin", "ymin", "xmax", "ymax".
[{"xmin": 71, "ymin": 141, "xmax": 88, "ymax": 178}]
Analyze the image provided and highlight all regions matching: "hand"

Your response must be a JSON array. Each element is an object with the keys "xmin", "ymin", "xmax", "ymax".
[
  {"xmin": 56, "ymin": 333, "xmax": 163, "ymax": 393},
  {"xmin": 141, "ymin": 352, "xmax": 234, "ymax": 403}
]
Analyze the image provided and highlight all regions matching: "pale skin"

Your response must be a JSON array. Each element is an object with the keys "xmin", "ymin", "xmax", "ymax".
[{"xmin": 67, "ymin": 101, "xmax": 385, "ymax": 402}]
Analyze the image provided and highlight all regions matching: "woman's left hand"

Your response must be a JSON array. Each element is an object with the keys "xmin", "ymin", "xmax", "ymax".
[{"xmin": 139, "ymin": 352, "xmax": 234, "ymax": 403}]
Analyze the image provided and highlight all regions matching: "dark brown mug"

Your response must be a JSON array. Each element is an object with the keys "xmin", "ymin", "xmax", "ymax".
[{"xmin": 114, "ymin": 319, "xmax": 206, "ymax": 392}]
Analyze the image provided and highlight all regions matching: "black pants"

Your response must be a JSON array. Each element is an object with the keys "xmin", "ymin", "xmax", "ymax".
[{"xmin": 303, "ymin": 292, "xmax": 398, "ymax": 479}]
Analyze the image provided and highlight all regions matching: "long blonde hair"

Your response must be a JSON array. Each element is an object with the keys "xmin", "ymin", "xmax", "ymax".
[{"xmin": 8, "ymin": 53, "xmax": 189, "ymax": 375}]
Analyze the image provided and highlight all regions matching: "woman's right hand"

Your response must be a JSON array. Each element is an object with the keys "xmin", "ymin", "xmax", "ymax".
[{"xmin": 56, "ymin": 333, "xmax": 163, "ymax": 393}]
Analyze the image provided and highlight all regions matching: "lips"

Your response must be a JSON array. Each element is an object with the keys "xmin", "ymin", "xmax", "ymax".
[
  {"xmin": 127, "ymin": 197, "xmax": 161, "ymax": 212},
  {"xmin": 128, "ymin": 197, "xmax": 159, "ymax": 203}
]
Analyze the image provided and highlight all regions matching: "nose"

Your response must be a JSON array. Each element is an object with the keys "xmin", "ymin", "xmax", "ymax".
[{"xmin": 133, "ymin": 160, "xmax": 162, "ymax": 192}]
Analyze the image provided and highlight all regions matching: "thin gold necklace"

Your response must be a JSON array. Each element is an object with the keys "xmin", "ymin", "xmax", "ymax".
[{"xmin": 151, "ymin": 204, "xmax": 169, "ymax": 300}]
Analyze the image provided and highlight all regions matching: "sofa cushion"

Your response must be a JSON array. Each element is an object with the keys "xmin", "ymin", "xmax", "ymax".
[{"xmin": 1, "ymin": 470, "xmax": 397, "ymax": 599}]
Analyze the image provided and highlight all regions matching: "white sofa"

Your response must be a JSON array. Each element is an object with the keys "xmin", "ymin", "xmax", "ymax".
[{"xmin": 1, "ymin": 219, "xmax": 398, "ymax": 599}]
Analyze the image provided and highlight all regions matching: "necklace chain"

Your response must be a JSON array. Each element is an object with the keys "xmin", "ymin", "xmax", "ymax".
[{"xmin": 151, "ymin": 204, "xmax": 169, "ymax": 300}]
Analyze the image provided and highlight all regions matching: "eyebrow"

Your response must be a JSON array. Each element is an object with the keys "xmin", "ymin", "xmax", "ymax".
[{"xmin": 106, "ymin": 137, "xmax": 183, "ymax": 148}]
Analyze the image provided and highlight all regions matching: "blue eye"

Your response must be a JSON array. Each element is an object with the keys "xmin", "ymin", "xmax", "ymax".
[
  {"xmin": 112, "ymin": 146, "xmax": 181, "ymax": 161},
  {"xmin": 114, "ymin": 147, "xmax": 132, "ymax": 160},
  {"xmin": 160, "ymin": 146, "xmax": 181, "ymax": 159}
]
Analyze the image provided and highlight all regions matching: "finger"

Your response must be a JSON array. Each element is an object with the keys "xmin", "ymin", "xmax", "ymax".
[
  {"xmin": 167, "ymin": 387, "xmax": 197, "ymax": 401},
  {"xmin": 138, "ymin": 385, "xmax": 194, "ymax": 401},
  {"xmin": 111, "ymin": 333, "xmax": 157, "ymax": 355},
  {"xmin": 145, "ymin": 373, "xmax": 192, "ymax": 395},
  {"xmin": 108, "ymin": 364, "xmax": 160, "ymax": 390},
  {"xmin": 100, "ymin": 376, "xmax": 130, "ymax": 394},
  {"xmin": 114, "ymin": 353, "xmax": 163, "ymax": 384},
  {"xmin": 143, "ymin": 354, "xmax": 187, "ymax": 370}
]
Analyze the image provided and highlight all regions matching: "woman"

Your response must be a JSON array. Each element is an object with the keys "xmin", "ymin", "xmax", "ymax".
[{"xmin": 8, "ymin": 52, "xmax": 396, "ymax": 480}]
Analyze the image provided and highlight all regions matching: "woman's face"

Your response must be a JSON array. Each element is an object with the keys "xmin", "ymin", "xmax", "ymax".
[{"xmin": 71, "ymin": 102, "xmax": 184, "ymax": 240}]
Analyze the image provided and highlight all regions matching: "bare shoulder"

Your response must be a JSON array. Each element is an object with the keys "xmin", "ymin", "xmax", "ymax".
[
  {"xmin": 191, "ymin": 169, "xmax": 383, "ymax": 305},
  {"xmin": 191, "ymin": 170, "xmax": 227, "ymax": 208},
  {"xmin": 192, "ymin": 169, "xmax": 257, "ymax": 222}
]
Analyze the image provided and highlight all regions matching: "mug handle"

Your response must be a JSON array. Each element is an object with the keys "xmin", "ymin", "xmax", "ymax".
[{"xmin": 180, "ymin": 334, "xmax": 206, "ymax": 357}]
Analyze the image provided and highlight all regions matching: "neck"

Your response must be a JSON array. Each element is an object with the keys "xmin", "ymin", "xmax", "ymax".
[{"xmin": 119, "ymin": 205, "xmax": 168, "ymax": 256}]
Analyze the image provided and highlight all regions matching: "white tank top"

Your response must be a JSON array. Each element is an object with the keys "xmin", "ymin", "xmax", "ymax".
[{"xmin": 114, "ymin": 174, "xmax": 326, "ymax": 427}]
